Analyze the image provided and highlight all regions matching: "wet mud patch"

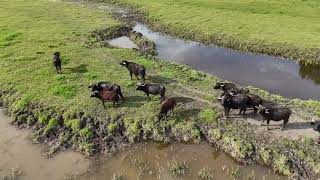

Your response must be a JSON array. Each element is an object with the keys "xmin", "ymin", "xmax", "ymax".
[
  {"xmin": 127, "ymin": 30, "xmax": 157, "ymax": 57},
  {"xmin": 84, "ymin": 25, "xmax": 132, "ymax": 47},
  {"xmin": 80, "ymin": 142, "xmax": 285, "ymax": 180}
]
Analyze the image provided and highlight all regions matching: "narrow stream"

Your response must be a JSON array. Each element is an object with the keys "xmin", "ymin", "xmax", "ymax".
[{"xmin": 131, "ymin": 24, "xmax": 320, "ymax": 101}]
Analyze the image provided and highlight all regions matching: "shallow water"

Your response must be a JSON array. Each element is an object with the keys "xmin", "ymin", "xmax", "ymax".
[
  {"xmin": 81, "ymin": 142, "xmax": 284, "ymax": 180},
  {"xmin": 0, "ymin": 110, "xmax": 90, "ymax": 180},
  {"xmin": 109, "ymin": 36, "xmax": 138, "ymax": 49},
  {"xmin": 132, "ymin": 23, "xmax": 320, "ymax": 101}
]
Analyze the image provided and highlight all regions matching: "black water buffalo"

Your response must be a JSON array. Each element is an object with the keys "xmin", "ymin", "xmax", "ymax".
[
  {"xmin": 136, "ymin": 83, "xmax": 165, "ymax": 101},
  {"xmin": 229, "ymin": 88, "xmax": 262, "ymax": 113},
  {"xmin": 257, "ymin": 105, "xmax": 292, "ymax": 131},
  {"xmin": 90, "ymin": 90, "xmax": 119, "ymax": 108},
  {"xmin": 310, "ymin": 119, "xmax": 320, "ymax": 132},
  {"xmin": 214, "ymin": 82, "xmax": 237, "ymax": 93},
  {"xmin": 246, "ymin": 93, "xmax": 263, "ymax": 113},
  {"xmin": 229, "ymin": 88, "xmax": 250, "ymax": 95},
  {"xmin": 53, "ymin": 52, "xmax": 62, "ymax": 74},
  {"xmin": 218, "ymin": 93, "xmax": 249, "ymax": 118},
  {"xmin": 120, "ymin": 60, "xmax": 146, "ymax": 81},
  {"xmin": 157, "ymin": 97, "xmax": 176, "ymax": 120},
  {"xmin": 88, "ymin": 82, "xmax": 123, "ymax": 100}
]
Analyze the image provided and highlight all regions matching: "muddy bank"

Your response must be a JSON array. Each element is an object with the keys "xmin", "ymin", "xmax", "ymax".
[
  {"xmin": 84, "ymin": 24, "xmax": 157, "ymax": 57},
  {"xmin": 81, "ymin": 142, "xmax": 284, "ymax": 180},
  {"xmin": 1, "ymin": 88, "xmax": 320, "ymax": 179},
  {"xmin": 0, "ymin": 109, "xmax": 90, "ymax": 180}
]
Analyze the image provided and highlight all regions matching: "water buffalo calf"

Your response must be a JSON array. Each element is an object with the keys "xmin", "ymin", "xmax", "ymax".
[
  {"xmin": 218, "ymin": 93, "xmax": 249, "ymax": 118},
  {"xmin": 53, "ymin": 52, "xmax": 62, "ymax": 74},
  {"xmin": 90, "ymin": 90, "xmax": 119, "ymax": 108},
  {"xmin": 136, "ymin": 83, "xmax": 165, "ymax": 101},
  {"xmin": 158, "ymin": 97, "xmax": 176, "ymax": 120},
  {"xmin": 88, "ymin": 82, "xmax": 123, "ymax": 100},
  {"xmin": 120, "ymin": 60, "xmax": 146, "ymax": 81},
  {"xmin": 257, "ymin": 105, "xmax": 292, "ymax": 131}
]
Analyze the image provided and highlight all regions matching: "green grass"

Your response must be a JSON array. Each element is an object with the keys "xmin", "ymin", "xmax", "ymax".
[{"xmin": 108, "ymin": 0, "xmax": 320, "ymax": 61}]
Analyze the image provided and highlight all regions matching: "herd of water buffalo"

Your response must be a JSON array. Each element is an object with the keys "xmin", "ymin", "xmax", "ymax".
[{"xmin": 53, "ymin": 51, "xmax": 293, "ymax": 130}]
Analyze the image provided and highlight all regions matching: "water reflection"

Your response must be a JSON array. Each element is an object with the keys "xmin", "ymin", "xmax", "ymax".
[
  {"xmin": 133, "ymin": 23, "xmax": 320, "ymax": 100},
  {"xmin": 299, "ymin": 62, "xmax": 320, "ymax": 85}
]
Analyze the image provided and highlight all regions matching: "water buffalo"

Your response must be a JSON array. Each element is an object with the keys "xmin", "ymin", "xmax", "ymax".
[
  {"xmin": 120, "ymin": 60, "xmax": 146, "ymax": 81},
  {"xmin": 90, "ymin": 90, "xmax": 119, "ymax": 108},
  {"xmin": 88, "ymin": 82, "xmax": 123, "ymax": 100},
  {"xmin": 246, "ymin": 93, "xmax": 263, "ymax": 113},
  {"xmin": 214, "ymin": 82, "xmax": 237, "ymax": 93},
  {"xmin": 157, "ymin": 97, "xmax": 176, "ymax": 120},
  {"xmin": 229, "ymin": 88, "xmax": 250, "ymax": 95},
  {"xmin": 53, "ymin": 52, "xmax": 62, "ymax": 74},
  {"xmin": 229, "ymin": 88, "xmax": 262, "ymax": 113},
  {"xmin": 218, "ymin": 93, "xmax": 249, "ymax": 118},
  {"xmin": 257, "ymin": 105, "xmax": 292, "ymax": 131},
  {"xmin": 136, "ymin": 83, "xmax": 165, "ymax": 101}
]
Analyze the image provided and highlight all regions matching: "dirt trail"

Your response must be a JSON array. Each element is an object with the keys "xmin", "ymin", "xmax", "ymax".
[{"xmin": 175, "ymin": 84, "xmax": 319, "ymax": 140}]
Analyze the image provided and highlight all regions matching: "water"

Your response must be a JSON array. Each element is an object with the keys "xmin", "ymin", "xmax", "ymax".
[
  {"xmin": 132, "ymin": 23, "xmax": 320, "ymax": 101},
  {"xmin": 109, "ymin": 36, "xmax": 138, "ymax": 49},
  {"xmin": 81, "ymin": 142, "xmax": 284, "ymax": 180},
  {"xmin": 0, "ymin": 110, "xmax": 90, "ymax": 180}
]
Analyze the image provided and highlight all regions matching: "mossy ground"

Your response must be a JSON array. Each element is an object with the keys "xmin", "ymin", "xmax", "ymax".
[{"xmin": 1, "ymin": 0, "xmax": 320, "ymax": 179}]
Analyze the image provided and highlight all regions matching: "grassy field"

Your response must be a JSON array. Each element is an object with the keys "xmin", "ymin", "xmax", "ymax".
[
  {"xmin": 107, "ymin": 0, "xmax": 320, "ymax": 61},
  {"xmin": 0, "ymin": 0, "xmax": 221, "ymax": 147},
  {"xmin": 1, "ymin": 0, "xmax": 320, "ymax": 177}
]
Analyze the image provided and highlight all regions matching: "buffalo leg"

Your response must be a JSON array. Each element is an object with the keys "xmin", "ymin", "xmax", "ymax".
[
  {"xmin": 146, "ymin": 93, "xmax": 150, "ymax": 100},
  {"xmin": 118, "ymin": 91, "xmax": 124, "ymax": 100},
  {"xmin": 260, "ymin": 118, "xmax": 266, "ymax": 126},
  {"xmin": 267, "ymin": 119, "xmax": 271, "ymax": 130},
  {"xmin": 55, "ymin": 66, "xmax": 59, "ymax": 74},
  {"xmin": 58, "ymin": 65, "xmax": 62, "ymax": 74},
  {"xmin": 240, "ymin": 108, "xmax": 246, "ymax": 116},
  {"xmin": 224, "ymin": 108, "xmax": 230, "ymax": 118},
  {"xmin": 130, "ymin": 72, "xmax": 133, "ymax": 80},
  {"xmin": 281, "ymin": 119, "xmax": 289, "ymax": 131}
]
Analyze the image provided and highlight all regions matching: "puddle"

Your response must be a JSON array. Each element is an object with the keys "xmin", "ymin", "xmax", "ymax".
[
  {"xmin": 108, "ymin": 36, "xmax": 138, "ymax": 49},
  {"xmin": 0, "ymin": 110, "xmax": 90, "ymax": 180},
  {"xmin": 80, "ymin": 142, "xmax": 284, "ymax": 180},
  {"xmin": 133, "ymin": 23, "xmax": 320, "ymax": 101}
]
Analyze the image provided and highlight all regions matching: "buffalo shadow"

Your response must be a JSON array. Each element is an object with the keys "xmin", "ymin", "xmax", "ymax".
[
  {"xmin": 148, "ymin": 75, "xmax": 176, "ymax": 84},
  {"xmin": 121, "ymin": 95, "xmax": 146, "ymax": 108}
]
